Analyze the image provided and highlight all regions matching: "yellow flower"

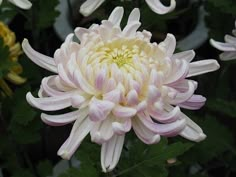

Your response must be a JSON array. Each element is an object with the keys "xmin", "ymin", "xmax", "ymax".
[{"xmin": 0, "ymin": 21, "xmax": 26, "ymax": 96}]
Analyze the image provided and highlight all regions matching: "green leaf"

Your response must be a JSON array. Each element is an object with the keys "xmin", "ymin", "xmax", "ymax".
[
  {"xmin": 207, "ymin": 99, "xmax": 236, "ymax": 118},
  {"xmin": 58, "ymin": 166, "xmax": 98, "ymax": 177},
  {"xmin": 37, "ymin": 160, "xmax": 53, "ymax": 177},
  {"xmin": 11, "ymin": 169, "xmax": 35, "ymax": 177},
  {"xmin": 182, "ymin": 115, "xmax": 234, "ymax": 163},
  {"xmin": 118, "ymin": 137, "xmax": 193, "ymax": 177},
  {"xmin": 26, "ymin": 0, "xmax": 60, "ymax": 30},
  {"xmin": 206, "ymin": 0, "xmax": 236, "ymax": 15}
]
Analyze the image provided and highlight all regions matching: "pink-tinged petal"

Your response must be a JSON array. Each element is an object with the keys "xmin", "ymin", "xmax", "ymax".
[
  {"xmin": 79, "ymin": 0, "xmax": 105, "ymax": 16},
  {"xmin": 103, "ymin": 89, "xmax": 121, "ymax": 104},
  {"xmin": 108, "ymin": 6, "xmax": 124, "ymax": 27},
  {"xmin": 41, "ymin": 76, "xmax": 75, "ymax": 97},
  {"xmin": 136, "ymin": 101, "xmax": 147, "ymax": 112},
  {"xmin": 26, "ymin": 92, "xmax": 71, "ymax": 111},
  {"xmin": 159, "ymin": 33, "xmax": 176, "ymax": 57},
  {"xmin": 172, "ymin": 50, "xmax": 195, "ymax": 62},
  {"xmin": 112, "ymin": 105, "xmax": 137, "ymax": 118},
  {"xmin": 149, "ymin": 106, "xmax": 180, "ymax": 123},
  {"xmin": 220, "ymin": 51, "xmax": 236, "ymax": 61},
  {"xmin": 145, "ymin": 0, "xmax": 176, "ymax": 14},
  {"xmin": 188, "ymin": 60, "xmax": 220, "ymax": 77},
  {"xmin": 133, "ymin": 118, "xmax": 161, "ymax": 144},
  {"xmin": 89, "ymin": 97, "xmax": 115, "ymax": 121},
  {"xmin": 170, "ymin": 79, "xmax": 196, "ymax": 92},
  {"xmin": 179, "ymin": 112, "xmax": 206, "ymax": 142},
  {"xmin": 127, "ymin": 89, "xmax": 139, "ymax": 106},
  {"xmin": 101, "ymin": 135, "xmax": 125, "ymax": 172},
  {"xmin": 178, "ymin": 95, "xmax": 206, "ymax": 110},
  {"xmin": 41, "ymin": 108, "xmax": 88, "ymax": 126},
  {"xmin": 90, "ymin": 118, "xmax": 114, "ymax": 144},
  {"xmin": 9, "ymin": 0, "xmax": 32, "ymax": 9},
  {"xmin": 137, "ymin": 113, "xmax": 186, "ymax": 136},
  {"xmin": 104, "ymin": 78, "xmax": 116, "ymax": 92},
  {"xmin": 147, "ymin": 85, "xmax": 161, "ymax": 103},
  {"xmin": 210, "ymin": 39, "xmax": 236, "ymax": 51},
  {"xmin": 22, "ymin": 39, "xmax": 57, "ymax": 73},
  {"xmin": 95, "ymin": 68, "xmax": 107, "ymax": 91},
  {"xmin": 167, "ymin": 81, "xmax": 195, "ymax": 104},
  {"xmin": 57, "ymin": 117, "xmax": 93, "ymax": 159},
  {"xmin": 112, "ymin": 119, "xmax": 132, "ymax": 135}
]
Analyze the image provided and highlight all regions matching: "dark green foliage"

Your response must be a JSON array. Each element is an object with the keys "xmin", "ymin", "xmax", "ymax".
[
  {"xmin": 37, "ymin": 160, "xmax": 53, "ymax": 177},
  {"xmin": 0, "ymin": 37, "xmax": 12, "ymax": 78}
]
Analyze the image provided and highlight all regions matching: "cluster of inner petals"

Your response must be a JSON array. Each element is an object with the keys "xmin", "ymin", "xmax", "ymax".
[{"xmin": 22, "ymin": 7, "xmax": 220, "ymax": 173}]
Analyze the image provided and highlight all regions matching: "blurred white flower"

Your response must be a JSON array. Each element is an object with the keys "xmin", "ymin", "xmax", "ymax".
[
  {"xmin": 210, "ymin": 20, "xmax": 236, "ymax": 61},
  {"xmin": 0, "ymin": 0, "xmax": 32, "ymax": 9},
  {"xmin": 80, "ymin": 0, "xmax": 176, "ymax": 16},
  {"xmin": 23, "ymin": 7, "xmax": 219, "ymax": 172}
]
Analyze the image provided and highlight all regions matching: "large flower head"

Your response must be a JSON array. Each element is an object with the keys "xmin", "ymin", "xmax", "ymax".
[
  {"xmin": 80, "ymin": 0, "xmax": 176, "ymax": 16},
  {"xmin": 23, "ymin": 7, "xmax": 219, "ymax": 172},
  {"xmin": 0, "ymin": 0, "xmax": 32, "ymax": 9},
  {"xmin": 210, "ymin": 20, "xmax": 236, "ymax": 61},
  {"xmin": 0, "ymin": 21, "xmax": 26, "ymax": 96}
]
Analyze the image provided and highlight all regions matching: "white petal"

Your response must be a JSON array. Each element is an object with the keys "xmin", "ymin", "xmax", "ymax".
[
  {"xmin": 145, "ymin": 0, "xmax": 176, "ymax": 14},
  {"xmin": 133, "ymin": 118, "xmax": 161, "ymax": 144},
  {"xmin": 90, "ymin": 118, "xmax": 114, "ymax": 144},
  {"xmin": 101, "ymin": 135, "xmax": 124, "ymax": 172},
  {"xmin": 210, "ymin": 39, "xmax": 236, "ymax": 51},
  {"xmin": 74, "ymin": 27, "xmax": 89, "ymax": 42},
  {"xmin": 8, "ymin": 0, "xmax": 32, "ymax": 9},
  {"xmin": 127, "ymin": 8, "xmax": 140, "ymax": 25},
  {"xmin": 179, "ymin": 112, "xmax": 206, "ymax": 142},
  {"xmin": 188, "ymin": 59, "xmax": 220, "ymax": 77},
  {"xmin": 41, "ymin": 108, "xmax": 88, "ymax": 126},
  {"xmin": 103, "ymin": 89, "xmax": 121, "ymax": 104},
  {"xmin": 79, "ymin": 0, "xmax": 105, "ymax": 16},
  {"xmin": 26, "ymin": 92, "xmax": 71, "ymax": 111},
  {"xmin": 220, "ymin": 51, "xmax": 236, "ymax": 61},
  {"xmin": 89, "ymin": 97, "xmax": 115, "ymax": 121},
  {"xmin": 112, "ymin": 119, "xmax": 131, "ymax": 135},
  {"xmin": 224, "ymin": 34, "xmax": 236, "ymax": 44},
  {"xmin": 147, "ymin": 85, "xmax": 161, "ymax": 103},
  {"xmin": 112, "ymin": 105, "xmax": 137, "ymax": 118},
  {"xmin": 159, "ymin": 33, "xmax": 176, "ymax": 57},
  {"xmin": 171, "ymin": 50, "xmax": 195, "ymax": 62},
  {"xmin": 73, "ymin": 69, "xmax": 96, "ymax": 95},
  {"xmin": 0, "ymin": 0, "xmax": 2, "ymax": 5},
  {"xmin": 57, "ymin": 117, "xmax": 93, "ymax": 159},
  {"xmin": 22, "ymin": 39, "xmax": 57, "ymax": 73},
  {"xmin": 108, "ymin": 6, "xmax": 124, "ymax": 27}
]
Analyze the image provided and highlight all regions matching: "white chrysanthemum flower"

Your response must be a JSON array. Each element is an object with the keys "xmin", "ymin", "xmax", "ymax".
[
  {"xmin": 0, "ymin": 0, "xmax": 32, "ymax": 9},
  {"xmin": 210, "ymin": 20, "xmax": 236, "ymax": 61},
  {"xmin": 22, "ymin": 7, "xmax": 219, "ymax": 172},
  {"xmin": 80, "ymin": 0, "xmax": 176, "ymax": 16}
]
